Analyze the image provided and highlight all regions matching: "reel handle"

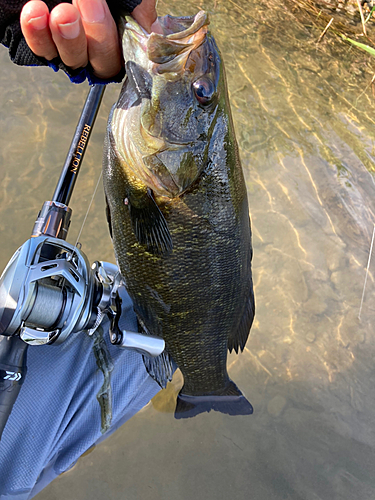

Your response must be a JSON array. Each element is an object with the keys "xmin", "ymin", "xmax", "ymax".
[{"xmin": 0, "ymin": 336, "xmax": 27, "ymax": 439}]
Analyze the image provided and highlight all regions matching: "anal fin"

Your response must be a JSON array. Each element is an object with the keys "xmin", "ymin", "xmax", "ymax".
[
  {"xmin": 143, "ymin": 350, "xmax": 175, "ymax": 389},
  {"xmin": 137, "ymin": 316, "xmax": 175, "ymax": 388}
]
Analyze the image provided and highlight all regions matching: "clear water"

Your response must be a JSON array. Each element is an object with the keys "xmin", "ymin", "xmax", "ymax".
[{"xmin": 1, "ymin": 0, "xmax": 375, "ymax": 498}]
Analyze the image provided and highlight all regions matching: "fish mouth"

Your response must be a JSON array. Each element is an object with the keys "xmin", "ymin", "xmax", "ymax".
[
  {"xmin": 115, "ymin": 11, "xmax": 213, "ymax": 198},
  {"xmin": 121, "ymin": 11, "xmax": 210, "ymax": 74}
]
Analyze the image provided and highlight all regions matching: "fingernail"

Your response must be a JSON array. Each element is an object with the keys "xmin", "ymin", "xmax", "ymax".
[
  {"xmin": 79, "ymin": 0, "xmax": 105, "ymax": 23},
  {"xmin": 28, "ymin": 14, "xmax": 48, "ymax": 30},
  {"xmin": 58, "ymin": 19, "xmax": 80, "ymax": 39}
]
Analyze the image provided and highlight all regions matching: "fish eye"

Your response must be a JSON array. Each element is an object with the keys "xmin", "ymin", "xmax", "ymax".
[{"xmin": 192, "ymin": 78, "xmax": 216, "ymax": 106}]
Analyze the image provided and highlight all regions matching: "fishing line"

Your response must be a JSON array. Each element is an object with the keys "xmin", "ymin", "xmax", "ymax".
[
  {"xmin": 75, "ymin": 171, "xmax": 103, "ymax": 248},
  {"xmin": 358, "ymin": 222, "xmax": 375, "ymax": 320}
]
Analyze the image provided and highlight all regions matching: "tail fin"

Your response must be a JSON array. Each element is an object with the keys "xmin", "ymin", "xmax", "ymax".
[{"xmin": 175, "ymin": 380, "xmax": 253, "ymax": 419}]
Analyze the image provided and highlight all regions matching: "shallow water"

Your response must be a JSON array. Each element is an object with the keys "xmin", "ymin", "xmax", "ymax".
[{"xmin": 1, "ymin": 0, "xmax": 375, "ymax": 498}]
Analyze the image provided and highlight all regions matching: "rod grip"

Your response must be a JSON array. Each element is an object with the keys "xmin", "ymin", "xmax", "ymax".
[{"xmin": 0, "ymin": 336, "xmax": 28, "ymax": 440}]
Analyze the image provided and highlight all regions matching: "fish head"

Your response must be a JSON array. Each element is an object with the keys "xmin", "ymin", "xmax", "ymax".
[{"xmin": 112, "ymin": 11, "xmax": 224, "ymax": 198}]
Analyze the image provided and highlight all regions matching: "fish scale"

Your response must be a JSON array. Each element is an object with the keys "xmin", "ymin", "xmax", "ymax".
[{"xmin": 103, "ymin": 11, "xmax": 255, "ymax": 418}]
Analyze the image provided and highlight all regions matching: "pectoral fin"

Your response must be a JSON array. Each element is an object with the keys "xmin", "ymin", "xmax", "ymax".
[{"xmin": 127, "ymin": 188, "xmax": 173, "ymax": 256}]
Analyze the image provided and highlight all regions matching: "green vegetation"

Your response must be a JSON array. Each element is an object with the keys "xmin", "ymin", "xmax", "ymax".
[{"xmin": 342, "ymin": 35, "xmax": 375, "ymax": 57}]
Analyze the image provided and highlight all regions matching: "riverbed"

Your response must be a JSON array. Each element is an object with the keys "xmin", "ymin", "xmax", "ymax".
[{"xmin": 1, "ymin": 0, "xmax": 375, "ymax": 498}]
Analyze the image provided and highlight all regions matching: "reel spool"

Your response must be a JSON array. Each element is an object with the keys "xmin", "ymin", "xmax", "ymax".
[{"xmin": 0, "ymin": 234, "xmax": 121, "ymax": 346}]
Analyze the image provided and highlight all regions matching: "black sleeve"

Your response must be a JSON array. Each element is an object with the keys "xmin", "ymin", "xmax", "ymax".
[
  {"xmin": 0, "ymin": 0, "xmax": 142, "ymax": 78},
  {"xmin": 0, "ymin": 0, "xmax": 62, "ymax": 66}
]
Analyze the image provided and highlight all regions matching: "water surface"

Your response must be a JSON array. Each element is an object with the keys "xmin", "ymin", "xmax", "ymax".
[{"xmin": 1, "ymin": 0, "xmax": 375, "ymax": 498}]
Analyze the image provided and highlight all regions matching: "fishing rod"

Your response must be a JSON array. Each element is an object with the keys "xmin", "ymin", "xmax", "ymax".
[{"xmin": 0, "ymin": 84, "xmax": 164, "ymax": 440}]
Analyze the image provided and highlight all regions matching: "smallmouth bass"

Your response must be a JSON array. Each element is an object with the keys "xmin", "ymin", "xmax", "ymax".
[{"xmin": 103, "ymin": 11, "xmax": 255, "ymax": 418}]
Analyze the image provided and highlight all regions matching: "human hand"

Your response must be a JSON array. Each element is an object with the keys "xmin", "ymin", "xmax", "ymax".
[
  {"xmin": 20, "ymin": 0, "xmax": 162, "ymax": 80},
  {"xmin": 132, "ymin": 0, "xmax": 162, "ymax": 34}
]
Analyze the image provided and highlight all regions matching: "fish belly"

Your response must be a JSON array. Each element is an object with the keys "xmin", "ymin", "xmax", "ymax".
[{"xmin": 104, "ymin": 132, "xmax": 254, "ymax": 418}]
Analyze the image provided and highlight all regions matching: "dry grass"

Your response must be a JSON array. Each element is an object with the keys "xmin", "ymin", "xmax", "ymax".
[{"xmin": 284, "ymin": 0, "xmax": 375, "ymax": 69}]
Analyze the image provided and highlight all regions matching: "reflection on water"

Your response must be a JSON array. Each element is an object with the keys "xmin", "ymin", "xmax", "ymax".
[{"xmin": 1, "ymin": 0, "xmax": 375, "ymax": 498}]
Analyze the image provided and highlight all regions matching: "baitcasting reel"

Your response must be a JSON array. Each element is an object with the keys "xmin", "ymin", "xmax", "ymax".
[
  {"xmin": 0, "ymin": 220, "xmax": 163, "ymax": 354},
  {"xmin": 0, "ymin": 85, "xmax": 164, "ymax": 440}
]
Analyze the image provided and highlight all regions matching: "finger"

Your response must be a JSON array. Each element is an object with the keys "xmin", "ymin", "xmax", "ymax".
[
  {"xmin": 132, "ymin": 0, "xmax": 162, "ymax": 34},
  {"xmin": 20, "ymin": 1, "xmax": 58, "ymax": 61},
  {"xmin": 49, "ymin": 3, "xmax": 88, "ymax": 70},
  {"xmin": 73, "ymin": 0, "xmax": 122, "ymax": 79}
]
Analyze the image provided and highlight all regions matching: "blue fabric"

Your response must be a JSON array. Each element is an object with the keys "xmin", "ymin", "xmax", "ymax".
[
  {"xmin": 0, "ymin": 286, "xmax": 161, "ymax": 499},
  {"xmin": 46, "ymin": 59, "xmax": 126, "ymax": 85}
]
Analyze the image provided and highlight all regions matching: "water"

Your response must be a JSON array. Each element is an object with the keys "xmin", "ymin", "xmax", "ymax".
[{"xmin": 1, "ymin": 0, "xmax": 375, "ymax": 498}]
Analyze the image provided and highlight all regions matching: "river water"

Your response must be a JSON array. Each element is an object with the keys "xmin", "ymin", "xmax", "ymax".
[{"xmin": 1, "ymin": 0, "xmax": 375, "ymax": 498}]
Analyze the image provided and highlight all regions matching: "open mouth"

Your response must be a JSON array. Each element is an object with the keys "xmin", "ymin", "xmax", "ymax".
[{"xmin": 123, "ymin": 11, "xmax": 210, "ymax": 74}]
